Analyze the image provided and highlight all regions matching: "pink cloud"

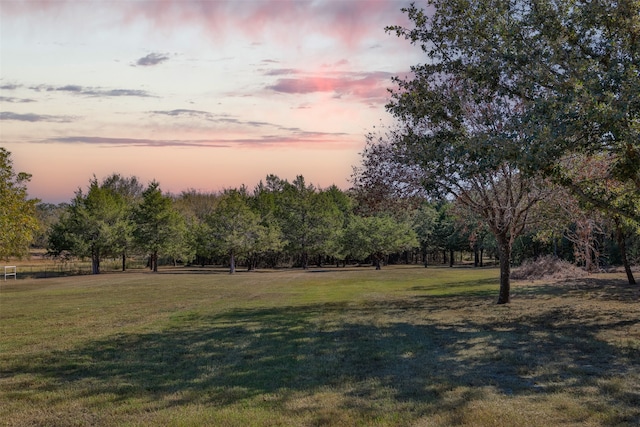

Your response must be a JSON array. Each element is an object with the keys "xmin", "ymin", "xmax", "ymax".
[
  {"xmin": 129, "ymin": 0, "xmax": 410, "ymax": 47},
  {"xmin": 267, "ymin": 71, "xmax": 394, "ymax": 101},
  {"xmin": 3, "ymin": 0, "xmax": 415, "ymax": 49}
]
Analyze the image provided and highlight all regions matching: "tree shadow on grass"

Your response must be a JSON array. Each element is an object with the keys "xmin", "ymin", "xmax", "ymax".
[
  {"xmin": 515, "ymin": 276, "xmax": 639, "ymax": 302},
  {"xmin": 5, "ymin": 296, "xmax": 640, "ymax": 424},
  {"xmin": 410, "ymin": 277, "xmax": 500, "ymax": 298}
]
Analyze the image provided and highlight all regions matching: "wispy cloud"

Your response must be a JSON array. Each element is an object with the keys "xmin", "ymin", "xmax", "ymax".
[
  {"xmin": 264, "ymin": 68, "xmax": 299, "ymax": 76},
  {"xmin": 100, "ymin": 89, "xmax": 152, "ymax": 97},
  {"xmin": 29, "ymin": 84, "xmax": 153, "ymax": 98},
  {"xmin": 149, "ymin": 109, "xmax": 311, "ymax": 133},
  {"xmin": 0, "ymin": 83, "xmax": 23, "ymax": 90},
  {"xmin": 150, "ymin": 109, "xmax": 242, "ymax": 125},
  {"xmin": 135, "ymin": 52, "xmax": 170, "ymax": 67},
  {"xmin": 46, "ymin": 136, "xmax": 229, "ymax": 148},
  {"xmin": 55, "ymin": 85, "xmax": 83, "ymax": 93},
  {"xmin": 151, "ymin": 109, "xmax": 215, "ymax": 118},
  {"xmin": 0, "ymin": 111, "xmax": 76, "ymax": 123},
  {"xmin": 0, "ymin": 96, "xmax": 35, "ymax": 103},
  {"xmin": 44, "ymin": 129, "xmax": 353, "ymax": 149}
]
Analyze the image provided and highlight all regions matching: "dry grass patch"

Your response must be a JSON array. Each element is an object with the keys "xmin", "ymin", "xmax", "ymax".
[{"xmin": 511, "ymin": 255, "xmax": 590, "ymax": 281}]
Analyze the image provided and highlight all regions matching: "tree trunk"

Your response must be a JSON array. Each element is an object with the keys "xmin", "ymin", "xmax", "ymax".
[
  {"xmin": 496, "ymin": 237, "xmax": 511, "ymax": 304},
  {"xmin": 152, "ymin": 251, "xmax": 158, "ymax": 272},
  {"xmin": 585, "ymin": 247, "xmax": 594, "ymax": 272},
  {"xmin": 474, "ymin": 244, "xmax": 479, "ymax": 267},
  {"xmin": 121, "ymin": 251, "xmax": 126, "ymax": 271},
  {"xmin": 229, "ymin": 251, "xmax": 236, "ymax": 274},
  {"xmin": 449, "ymin": 249, "xmax": 454, "ymax": 267},
  {"xmin": 614, "ymin": 218, "xmax": 636, "ymax": 285},
  {"xmin": 374, "ymin": 255, "xmax": 382, "ymax": 270},
  {"xmin": 92, "ymin": 249, "xmax": 100, "ymax": 274}
]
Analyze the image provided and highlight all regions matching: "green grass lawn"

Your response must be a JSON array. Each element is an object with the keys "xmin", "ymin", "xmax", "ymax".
[{"xmin": 1, "ymin": 265, "xmax": 638, "ymax": 426}]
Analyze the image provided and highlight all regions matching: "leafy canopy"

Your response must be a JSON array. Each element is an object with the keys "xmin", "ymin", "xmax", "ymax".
[
  {"xmin": 387, "ymin": 0, "xmax": 640, "ymax": 222},
  {"xmin": 0, "ymin": 148, "xmax": 39, "ymax": 259}
]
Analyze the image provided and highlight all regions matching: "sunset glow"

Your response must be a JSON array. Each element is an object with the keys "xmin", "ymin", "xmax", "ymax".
[{"xmin": 0, "ymin": 0, "xmax": 421, "ymax": 203}]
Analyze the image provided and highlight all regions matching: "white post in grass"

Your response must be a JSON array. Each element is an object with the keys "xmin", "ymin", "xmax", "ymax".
[{"xmin": 4, "ymin": 266, "xmax": 16, "ymax": 281}]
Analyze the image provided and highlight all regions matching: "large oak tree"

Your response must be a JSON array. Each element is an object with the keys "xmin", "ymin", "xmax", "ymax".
[
  {"xmin": 388, "ymin": 0, "xmax": 639, "ymax": 222},
  {"xmin": 381, "ymin": 0, "xmax": 638, "ymax": 301}
]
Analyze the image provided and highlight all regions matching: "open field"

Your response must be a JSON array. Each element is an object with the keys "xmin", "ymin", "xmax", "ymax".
[{"xmin": 1, "ymin": 266, "xmax": 638, "ymax": 426}]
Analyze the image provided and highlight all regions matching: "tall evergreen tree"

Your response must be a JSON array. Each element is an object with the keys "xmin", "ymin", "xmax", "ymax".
[
  {"xmin": 101, "ymin": 173, "xmax": 142, "ymax": 271},
  {"xmin": 206, "ymin": 189, "xmax": 263, "ymax": 274},
  {"xmin": 48, "ymin": 177, "xmax": 128, "ymax": 274},
  {"xmin": 133, "ymin": 181, "xmax": 186, "ymax": 272},
  {"xmin": 277, "ymin": 176, "xmax": 343, "ymax": 269}
]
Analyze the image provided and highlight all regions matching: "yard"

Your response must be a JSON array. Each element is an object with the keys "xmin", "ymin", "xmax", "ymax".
[{"xmin": 1, "ymin": 265, "xmax": 638, "ymax": 426}]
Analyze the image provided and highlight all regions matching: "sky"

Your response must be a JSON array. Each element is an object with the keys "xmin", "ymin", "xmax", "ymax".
[{"xmin": 1, "ymin": 0, "xmax": 423, "ymax": 203}]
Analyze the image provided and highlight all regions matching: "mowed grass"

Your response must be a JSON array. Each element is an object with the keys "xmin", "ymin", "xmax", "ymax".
[{"xmin": 1, "ymin": 265, "xmax": 638, "ymax": 426}]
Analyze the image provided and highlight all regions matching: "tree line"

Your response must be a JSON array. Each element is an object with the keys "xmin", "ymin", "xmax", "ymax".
[
  {"xmin": 41, "ymin": 173, "xmax": 421, "ymax": 274},
  {"xmin": 31, "ymin": 169, "xmax": 640, "ymax": 277},
  {"xmin": 1, "ymin": 145, "xmax": 638, "ymax": 298}
]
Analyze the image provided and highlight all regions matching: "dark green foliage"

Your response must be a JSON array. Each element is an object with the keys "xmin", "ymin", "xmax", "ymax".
[
  {"xmin": 133, "ymin": 181, "xmax": 189, "ymax": 272},
  {"xmin": 205, "ymin": 189, "xmax": 266, "ymax": 273},
  {"xmin": 342, "ymin": 214, "xmax": 418, "ymax": 269},
  {"xmin": 377, "ymin": 0, "xmax": 639, "ymax": 301},
  {"xmin": 276, "ymin": 176, "xmax": 345, "ymax": 269},
  {"xmin": 388, "ymin": 0, "xmax": 640, "ymax": 223},
  {"xmin": 48, "ymin": 177, "xmax": 132, "ymax": 273}
]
